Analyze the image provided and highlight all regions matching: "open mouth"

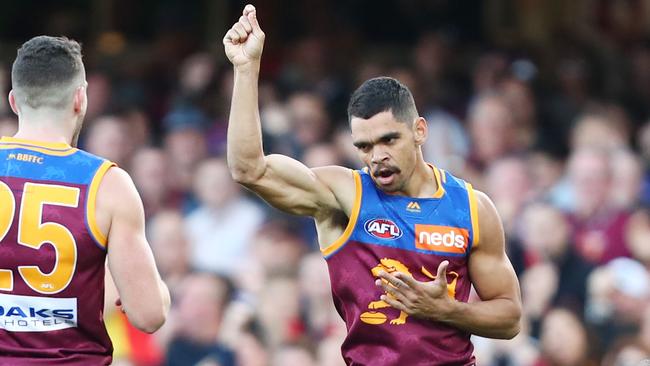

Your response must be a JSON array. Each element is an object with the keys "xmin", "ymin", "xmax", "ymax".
[{"xmin": 373, "ymin": 167, "xmax": 399, "ymax": 186}]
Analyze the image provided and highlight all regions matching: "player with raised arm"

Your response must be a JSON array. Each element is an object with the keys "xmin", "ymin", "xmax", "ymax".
[
  {"xmin": 0, "ymin": 36, "xmax": 170, "ymax": 365},
  {"xmin": 224, "ymin": 5, "xmax": 522, "ymax": 365}
]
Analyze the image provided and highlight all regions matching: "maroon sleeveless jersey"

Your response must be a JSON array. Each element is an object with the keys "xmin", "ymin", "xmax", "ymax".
[
  {"xmin": 0, "ymin": 137, "xmax": 115, "ymax": 365},
  {"xmin": 322, "ymin": 167, "xmax": 479, "ymax": 365}
]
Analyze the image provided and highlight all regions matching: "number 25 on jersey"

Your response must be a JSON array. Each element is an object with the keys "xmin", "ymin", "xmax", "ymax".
[{"xmin": 0, "ymin": 181, "xmax": 79, "ymax": 294}]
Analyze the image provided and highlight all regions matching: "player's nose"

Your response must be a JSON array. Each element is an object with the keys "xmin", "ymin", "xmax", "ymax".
[{"xmin": 370, "ymin": 148, "xmax": 389, "ymax": 164}]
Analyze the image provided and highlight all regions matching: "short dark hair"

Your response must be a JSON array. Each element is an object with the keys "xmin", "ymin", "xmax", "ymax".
[
  {"xmin": 347, "ymin": 77, "xmax": 418, "ymax": 124},
  {"xmin": 11, "ymin": 36, "xmax": 84, "ymax": 109}
]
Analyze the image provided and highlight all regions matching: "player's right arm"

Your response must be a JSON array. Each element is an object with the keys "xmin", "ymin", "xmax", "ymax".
[
  {"xmin": 223, "ymin": 5, "xmax": 348, "ymax": 219},
  {"xmin": 98, "ymin": 167, "xmax": 170, "ymax": 333}
]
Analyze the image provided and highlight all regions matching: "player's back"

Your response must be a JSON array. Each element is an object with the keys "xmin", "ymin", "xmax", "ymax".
[{"xmin": 0, "ymin": 136, "xmax": 115, "ymax": 365}]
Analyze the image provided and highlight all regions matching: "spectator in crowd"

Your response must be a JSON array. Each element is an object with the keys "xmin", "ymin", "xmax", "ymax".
[
  {"xmin": 164, "ymin": 273, "xmax": 236, "ymax": 366},
  {"xmin": 84, "ymin": 72, "xmax": 112, "ymax": 121},
  {"xmin": 163, "ymin": 106, "xmax": 209, "ymax": 210},
  {"xmin": 84, "ymin": 114, "xmax": 135, "ymax": 168},
  {"xmin": 567, "ymin": 147, "xmax": 631, "ymax": 264},
  {"xmin": 570, "ymin": 108, "xmax": 628, "ymax": 152},
  {"xmin": 185, "ymin": 158, "xmax": 265, "ymax": 275},
  {"xmin": 526, "ymin": 149, "xmax": 572, "ymax": 210},
  {"xmin": 286, "ymin": 91, "xmax": 332, "ymax": 158},
  {"xmin": 421, "ymin": 108, "xmax": 469, "ymax": 173},
  {"xmin": 536, "ymin": 308, "xmax": 592, "ymax": 366},
  {"xmin": 131, "ymin": 147, "xmax": 174, "ymax": 218},
  {"xmin": 519, "ymin": 203, "xmax": 593, "ymax": 318},
  {"xmin": 586, "ymin": 258, "xmax": 650, "ymax": 352},
  {"xmin": 467, "ymin": 93, "xmax": 518, "ymax": 173},
  {"xmin": 148, "ymin": 210, "xmax": 191, "ymax": 295},
  {"xmin": 498, "ymin": 76, "xmax": 538, "ymax": 152},
  {"xmin": 472, "ymin": 52, "xmax": 509, "ymax": 95},
  {"xmin": 484, "ymin": 156, "xmax": 534, "ymax": 232},
  {"xmin": 256, "ymin": 275, "xmax": 304, "ymax": 349}
]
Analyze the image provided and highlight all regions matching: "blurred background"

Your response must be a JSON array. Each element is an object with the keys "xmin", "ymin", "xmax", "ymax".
[{"xmin": 2, "ymin": 0, "xmax": 650, "ymax": 365}]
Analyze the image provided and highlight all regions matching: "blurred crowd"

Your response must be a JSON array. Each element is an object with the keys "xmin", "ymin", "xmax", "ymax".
[{"xmin": 2, "ymin": 1, "xmax": 650, "ymax": 365}]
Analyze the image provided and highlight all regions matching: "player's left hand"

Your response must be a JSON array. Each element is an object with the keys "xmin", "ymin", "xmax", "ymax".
[{"xmin": 376, "ymin": 260, "xmax": 455, "ymax": 321}]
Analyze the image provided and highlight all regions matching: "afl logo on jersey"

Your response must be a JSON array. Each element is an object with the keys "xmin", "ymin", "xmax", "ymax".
[{"xmin": 364, "ymin": 219, "xmax": 403, "ymax": 240}]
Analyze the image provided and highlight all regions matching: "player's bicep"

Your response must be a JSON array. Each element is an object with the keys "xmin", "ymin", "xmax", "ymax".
[
  {"xmin": 241, "ymin": 154, "xmax": 345, "ymax": 216},
  {"xmin": 102, "ymin": 169, "xmax": 157, "ymax": 283},
  {"xmin": 468, "ymin": 191, "xmax": 521, "ymax": 303},
  {"xmin": 100, "ymin": 168, "xmax": 167, "ymax": 330}
]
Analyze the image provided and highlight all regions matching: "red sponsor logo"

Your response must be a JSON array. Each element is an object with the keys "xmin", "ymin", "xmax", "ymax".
[
  {"xmin": 415, "ymin": 225, "xmax": 468, "ymax": 254},
  {"xmin": 364, "ymin": 219, "xmax": 402, "ymax": 240}
]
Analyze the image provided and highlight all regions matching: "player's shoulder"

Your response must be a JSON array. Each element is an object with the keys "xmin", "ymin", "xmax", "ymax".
[
  {"xmin": 96, "ymin": 166, "xmax": 142, "ymax": 212},
  {"xmin": 471, "ymin": 188, "xmax": 504, "ymax": 252},
  {"xmin": 312, "ymin": 165, "xmax": 357, "ymax": 192},
  {"xmin": 472, "ymin": 189, "xmax": 497, "ymax": 219},
  {"xmin": 97, "ymin": 166, "xmax": 136, "ymax": 195}
]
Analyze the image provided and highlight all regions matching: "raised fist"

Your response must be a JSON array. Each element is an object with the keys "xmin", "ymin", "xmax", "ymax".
[{"xmin": 223, "ymin": 4, "xmax": 265, "ymax": 69}]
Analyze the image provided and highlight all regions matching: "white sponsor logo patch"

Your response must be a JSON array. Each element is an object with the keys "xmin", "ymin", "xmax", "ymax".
[{"xmin": 0, "ymin": 293, "xmax": 77, "ymax": 332}]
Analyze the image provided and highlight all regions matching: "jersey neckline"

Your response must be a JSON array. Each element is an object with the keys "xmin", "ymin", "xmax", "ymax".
[{"xmin": 0, "ymin": 136, "xmax": 73, "ymax": 151}]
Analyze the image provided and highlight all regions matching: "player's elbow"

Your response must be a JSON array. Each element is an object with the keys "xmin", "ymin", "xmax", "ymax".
[
  {"xmin": 229, "ymin": 168, "xmax": 255, "ymax": 185},
  {"xmin": 500, "ymin": 302, "xmax": 522, "ymax": 339},
  {"xmin": 142, "ymin": 313, "xmax": 167, "ymax": 334},
  {"xmin": 131, "ymin": 307, "xmax": 168, "ymax": 333},
  {"xmin": 228, "ymin": 160, "xmax": 265, "ymax": 185},
  {"xmin": 501, "ymin": 320, "xmax": 521, "ymax": 340},
  {"xmin": 127, "ymin": 289, "xmax": 170, "ymax": 333},
  {"xmin": 488, "ymin": 318, "xmax": 520, "ymax": 340}
]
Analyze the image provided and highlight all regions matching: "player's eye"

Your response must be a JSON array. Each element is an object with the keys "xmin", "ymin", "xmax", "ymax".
[{"xmin": 357, "ymin": 144, "xmax": 371, "ymax": 153}]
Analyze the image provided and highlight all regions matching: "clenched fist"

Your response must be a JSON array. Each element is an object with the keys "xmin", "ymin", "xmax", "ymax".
[{"xmin": 223, "ymin": 4, "xmax": 265, "ymax": 70}]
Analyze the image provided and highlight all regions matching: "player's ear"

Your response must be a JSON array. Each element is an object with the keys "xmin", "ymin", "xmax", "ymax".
[
  {"xmin": 413, "ymin": 117, "xmax": 427, "ymax": 146},
  {"xmin": 8, "ymin": 90, "xmax": 19, "ymax": 115},
  {"xmin": 73, "ymin": 85, "xmax": 87, "ymax": 114}
]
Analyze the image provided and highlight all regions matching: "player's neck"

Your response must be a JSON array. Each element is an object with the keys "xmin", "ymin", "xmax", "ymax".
[
  {"xmin": 402, "ymin": 159, "xmax": 439, "ymax": 198},
  {"xmin": 14, "ymin": 112, "xmax": 75, "ymax": 145}
]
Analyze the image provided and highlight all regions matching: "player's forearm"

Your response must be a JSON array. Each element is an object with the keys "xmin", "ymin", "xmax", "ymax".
[
  {"xmin": 438, "ymin": 298, "xmax": 521, "ymax": 339},
  {"xmin": 123, "ymin": 276, "xmax": 170, "ymax": 333},
  {"xmin": 227, "ymin": 63, "xmax": 266, "ymax": 183}
]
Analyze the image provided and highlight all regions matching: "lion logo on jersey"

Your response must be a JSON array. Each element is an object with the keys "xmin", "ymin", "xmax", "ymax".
[{"xmin": 360, "ymin": 258, "xmax": 459, "ymax": 326}]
